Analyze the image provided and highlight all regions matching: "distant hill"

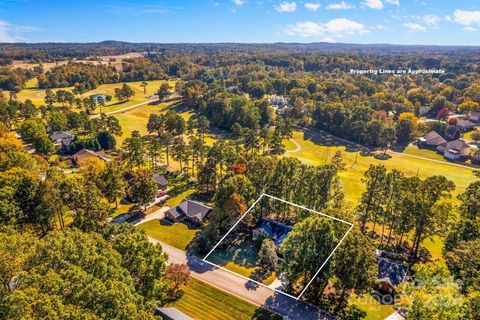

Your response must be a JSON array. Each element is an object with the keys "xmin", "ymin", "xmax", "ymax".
[{"xmin": 1, "ymin": 41, "xmax": 480, "ymax": 61}]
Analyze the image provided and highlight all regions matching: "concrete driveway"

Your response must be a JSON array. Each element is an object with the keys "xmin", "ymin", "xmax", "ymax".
[{"xmin": 134, "ymin": 206, "xmax": 170, "ymax": 226}]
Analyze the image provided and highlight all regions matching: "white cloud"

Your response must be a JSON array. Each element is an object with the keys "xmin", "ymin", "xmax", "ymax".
[
  {"xmin": 384, "ymin": 0, "xmax": 399, "ymax": 5},
  {"xmin": 423, "ymin": 14, "xmax": 439, "ymax": 26},
  {"xmin": 453, "ymin": 9, "xmax": 480, "ymax": 27},
  {"xmin": 305, "ymin": 2, "xmax": 320, "ymax": 11},
  {"xmin": 463, "ymin": 26, "xmax": 476, "ymax": 32},
  {"xmin": 285, "ymin": 18, "xmax": 367, "ymax": 39},
  {"xmin": 276, "ymin": 2, "xmax": 297, "ymax": 12},
  {"xmin": 0, "ymin": 21, "xmax": 17, "ymax": 42},
  {"xmin": 232, "ymin": 0, "xmax": 245, "ymax": 6},
  {"xmin": 363, "ymin": 0, "xmax": 383, "ymax": 10},
  {"xmin": 327, "ymin": 1, "xmax": 355, "ymax": 10},
  {"xmin": 403, "ymin": 22, "xmax": 426, "ymax": 32},
  {"xmin": 0, "ymin": 21, "xmax": 39, "ymax": 43}
]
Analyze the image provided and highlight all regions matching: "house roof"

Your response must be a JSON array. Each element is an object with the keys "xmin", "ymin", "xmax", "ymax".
[
  {"xmin": 167, "ymin": 200, "xmax": 212, "ymax": 221},
  {"xmin": 254, "ymin": 218, "xmax": 293, "ymax": 246},
  {"xmin": 457, "ymin": 119, "xmax": 476, "ymax": 128},
  {"xmin": 377, "ymin": 257, "xmax": 409, "ymax": 287},
  {"xmin": 421, "ymin": 131, "xmax": 446, "ymax": 146},
  {"xmin": 49, "ymin": 131, "xmax": 74, "ymax": 142},
  {"xmin": 443, "ymin": 139, "xmax": 470, "ymax": 152},
  {"xmin": 73, "ymin": 149, "xmax": 111, "ymax": 162},
  {"xmin": 470, "ymin": 112, "xmax": 480, "ymax": 118},
  {"xmin": 156, "ymin": 307, "xmax": 193, "ymax": 320},
  {"xmin": 153, "ymin": 173, "xmax": 168, "ymax": 185}
]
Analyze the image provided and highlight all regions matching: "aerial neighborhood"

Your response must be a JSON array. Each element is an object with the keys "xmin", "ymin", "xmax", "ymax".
[{"xmin": 0, "ymin": 3, "xmax": 479, "ymax": 319}]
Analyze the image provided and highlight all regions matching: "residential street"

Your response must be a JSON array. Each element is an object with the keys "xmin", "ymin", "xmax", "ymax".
[{"xmin": 148, "ymin": 237, "xmax": 332, "ymax": 320}]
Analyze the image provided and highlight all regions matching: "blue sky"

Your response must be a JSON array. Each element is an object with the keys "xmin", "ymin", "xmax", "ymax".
[{"xmin": 0, "ymin": 0, "xmax": 480, "ymax": 45}]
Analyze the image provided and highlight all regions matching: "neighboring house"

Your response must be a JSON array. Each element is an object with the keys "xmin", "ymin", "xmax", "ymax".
[
  {"xmin": 72, "ymin": 149, "xmax": 111, "ymax": 164},
  {"xmin": 417, "ymin": 131, "xmax": 447, "ymax": 149},
  {"xmin": 91, "ymin": 94, "xmax": 108, "ymax": 104},
  {"xmin": 469, "ymin": 112, "xmax": 480, "ymax": 124},
  {"xmin": 456, "ymin": 119, "xmax": 476, "ymax": 132},
  {"xmin": 165, "ymin": 200, "xmax": 212, "ymax": 224},
  {"xmin": 49, "ymin": 131, "xmax": 75, "ymax": 150},
  {"xmin": 437, "ymin": 139, "xmax": 472, "ymax": 160},
  {"xmin": 155, "ymin": 308, "xmax": 193, "ymax": 320},
  {"xmin": 376, "ymin": 256, "xmax": 409, "ymax": 295},
  {"xmin": 269, "ymin": 95, "xmax": 288, "ymax": 107},
  {"xmin": 252, "ymin": 218, "xmax": 293, "ymax": 247},
  {"xmin": 153, "ymin": 173, "xmax": 168, "ymax": 190}
]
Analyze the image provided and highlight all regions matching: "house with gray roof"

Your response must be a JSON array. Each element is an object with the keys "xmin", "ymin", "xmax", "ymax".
[
  {"xmin": 456, "ymin": 119, "xmax": 476, "ymax": 132},
  {"xmin": 437, "ymin": 139, "xmax": 472, "ymax": 160},
  {"xmin": 165, "ymin": 200, "xmax": 212, "ymax": 223},
  {"xmin": 376, "ymin": 257, "xmax": 409, "ymax": 295},
  {"xmin": 418, "ymin": 131, "xmax": 447, "ymax": 149},
  {"xmin": 49, "ymin": 131, "xmax": 75, "ymax": 150},
  {"xmin": 252, "ymin": 218, "xmax": 293, "ymax": 247},
  {"xmin": 153, "ymin": 173, "xmax": 168, "ymax": 190},
  {"xmin": 469, "ymin": 112, "xmax": 480, "ymax": 124}
]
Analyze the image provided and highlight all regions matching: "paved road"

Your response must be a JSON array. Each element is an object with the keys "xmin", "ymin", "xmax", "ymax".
[
  {"xmin": 90, "ymin": 98, "xmax": 159, "ymax": 118},
  {"xmin": 286, "ymin": 138, "xmax": 301, "ymax": 153},
  {"xmin": 148, "ymin": 237, "xmax": 332, "ymax": 320},
  {"xmin": 134, "ymin": 206, "xmax": 170, "ymax": 226}
]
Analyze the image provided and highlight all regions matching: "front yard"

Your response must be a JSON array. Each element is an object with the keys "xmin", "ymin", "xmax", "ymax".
[
  {"xmin": 172, "ymin": 278, "xmax": 281, "ymax": 320},
  {"xmin": 137, "ymin": 219, "xmax": 199, "ymax": 251}
]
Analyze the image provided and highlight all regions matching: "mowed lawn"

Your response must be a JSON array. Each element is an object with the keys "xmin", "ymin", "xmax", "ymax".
[
  {"xmin": 282, "ymin": 130, "xmax": 479, "ymax": 203},
  {"xmin": 349, "ymin": 294, "xmax": 395, "ymax": 320},
  {"xmin": 114, "ymin": 102, "xmax": 193, "ymax": 145},
  {"xmin": 137, "ymin": 219, "xmax": 199, "ymax": 251},
  {"xmin": 14, "ymin": 79, "xmax": 176, "ymax": 114},
  {"xmin": 173, "ymin": 278, "xmax": 281, "ymax": 320}
]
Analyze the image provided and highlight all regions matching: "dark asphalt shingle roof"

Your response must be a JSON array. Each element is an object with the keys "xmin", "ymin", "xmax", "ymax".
[
  {"xmin": 153, "ymin": 173, "xmax": 168, "ymax": 185},
  {"xmin": 421, "ymin": 131, "xmax": 446, "ymax": 146},
  {"xmin": 254, "ymin": 218, "xmax": 293, "ymax": 246},
  {"xmin": 377, "ymin": 257, "xmax": 409, "ymax": 287},
  {"xmin": 166, "ymin": 200, "xmax": 212, "ymax": 221}
]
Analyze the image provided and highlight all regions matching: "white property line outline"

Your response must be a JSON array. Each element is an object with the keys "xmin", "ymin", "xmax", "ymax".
[{"xmin": 203, "ymin": 193, "xmax": 354, "ymax": 300}]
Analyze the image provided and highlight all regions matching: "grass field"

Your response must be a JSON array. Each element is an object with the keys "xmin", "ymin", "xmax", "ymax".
[
  {"xmin": 350, "ymin": 294, "xmax": 395, "ymax": 320},
  {"xmin": 137, "ymin": 219, "xmax": 199, "ymax": 251},
  {"xmin": 172, "ymin": 278, "xmax": 281, "ymax": 320},
  {"xmin": 164, "ymin": 189, "xmax": 196, "ymax": 207},
  {"xmin": 14, "ymin": 79, "xmax": 176, "ymax": 114},
  {"xmin": 282, "ymin": 130, "xmax": 479, "ymax": 203}
]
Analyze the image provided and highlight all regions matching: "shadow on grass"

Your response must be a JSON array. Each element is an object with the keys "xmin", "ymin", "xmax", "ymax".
[
  {"xmin": 252, "ymin": 308, "xmax": 283, "ymax": 320},
  {"xmin": 209, "ymin": 238, "xmax": 259, "ymax": 269}
]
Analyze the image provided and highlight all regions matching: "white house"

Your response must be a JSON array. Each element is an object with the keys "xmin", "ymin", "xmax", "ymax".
[{"xmin": 437, "ymin": 139, "xmax": 472, "ymax": 160}]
